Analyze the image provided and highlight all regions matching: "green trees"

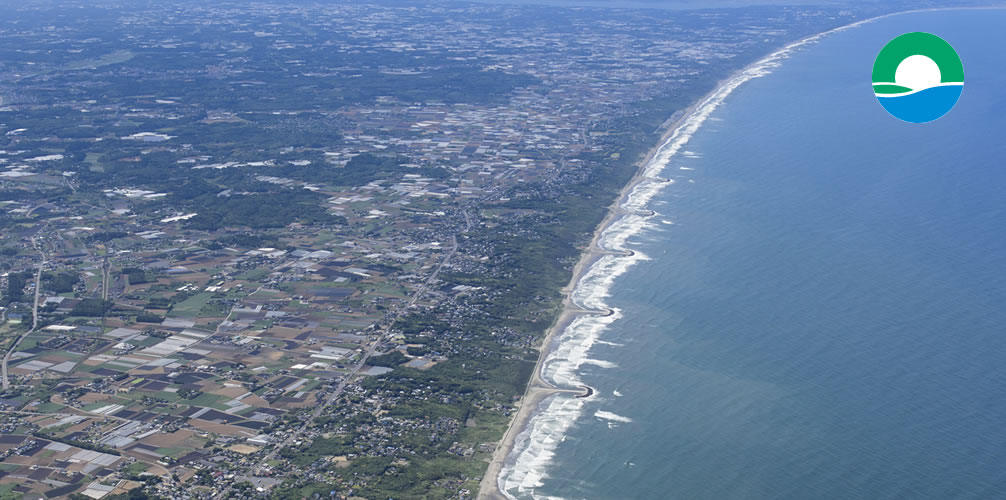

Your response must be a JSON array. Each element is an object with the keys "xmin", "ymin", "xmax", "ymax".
[
  {"xmin": 42, "ymin": 272, "xmax": 80, "ymax": 293},
  {"xmin": 367, "ymin": 351, "xmax": 409, "ymax": 368},
  {"xmin": 3, "ymin": 271, "xmax": 30, "ymax": 305},
  {"xmin": 70, "ymin": 298, "xmax": 113, "ymax": 317},
  {"xmin": 121, "ymin": 268, "xmax": 149, "ymax": 285},
  {"xmin": 183, "ymin": 191, "xmax": 342, "ymax": 231}
]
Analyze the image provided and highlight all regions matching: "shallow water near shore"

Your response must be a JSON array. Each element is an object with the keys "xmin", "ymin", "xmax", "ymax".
[{"xmin": 499, "ymin": 9, "xmax": 1006, "ymax": 500}]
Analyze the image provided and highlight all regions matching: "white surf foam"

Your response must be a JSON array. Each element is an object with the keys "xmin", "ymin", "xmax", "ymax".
[
  {"xmin": 497, "ymin": 24, "xmax": 858, "ymax": 499},
  {"xmin": 595, "ymin": 410, "xmax": 633, "ymax": 423},
  {"xmin": 583, "ymin": 359, "xmax": 618, "ymax": 369},
  {"xmin": 499, "ymin": 394, "xmax": 585, "ymax": 499}
]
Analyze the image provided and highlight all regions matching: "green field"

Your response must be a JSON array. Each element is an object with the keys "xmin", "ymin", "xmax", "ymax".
[
  {"xmin": 168, "ymin": 292, "xmax": 214, "ymax": 318},
  {"xmin": 187, "ymin": 392, "xmax": 230, "ymax": 411},
  {"xmin": 34, "ymin": 402, "xmax": 66, "ymax": 413},
  {"xmin": 236, "ymin": 268, "xmax": 270, "ymax": 281}
]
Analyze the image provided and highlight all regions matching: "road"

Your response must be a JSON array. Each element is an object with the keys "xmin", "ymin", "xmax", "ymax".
[
  {"xmin": 1, "ymin": 234, "xmax": 47, "ymax": 391},
  {"xmin": 101, "ymin": 257, "xmax": 110, "ymax": 301},
  {"xmin": 214, "ymin": 210, "xmax": 469, "ymax": 498}
]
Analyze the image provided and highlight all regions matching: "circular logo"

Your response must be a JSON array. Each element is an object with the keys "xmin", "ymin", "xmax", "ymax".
[{"xmin": 872, "ymin": 32, "xmax": 964, "ymax": 123}]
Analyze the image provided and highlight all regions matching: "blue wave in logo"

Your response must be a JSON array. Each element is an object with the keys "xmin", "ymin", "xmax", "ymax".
[{"xmin": 877, "ymin": 85, "xmax": 963, "ymax": 123}]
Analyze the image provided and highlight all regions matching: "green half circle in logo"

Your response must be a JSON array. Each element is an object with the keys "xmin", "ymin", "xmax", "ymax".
[{"xmin": 872, "ymin": 32, "xmax": 963, "ymax": 84}]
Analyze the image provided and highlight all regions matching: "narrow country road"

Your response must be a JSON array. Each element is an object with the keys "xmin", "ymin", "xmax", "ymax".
[{"xmin": 2, "ymin": 234, "xmax": 47, "ymax": 391}]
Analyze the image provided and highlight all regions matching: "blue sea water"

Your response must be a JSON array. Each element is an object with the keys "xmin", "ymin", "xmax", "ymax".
[
  {"xmin": 878, "ymin": 84, "xmax": 964, "ymax": 123},
  {"xmin": 505, "ymin": 9, "xmax": 1006, "ymax": 500}
]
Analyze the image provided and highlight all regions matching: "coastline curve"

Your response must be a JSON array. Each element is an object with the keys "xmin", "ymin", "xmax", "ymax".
[{"xmin": 476, "ymin": 7, "xmax": 1001, "ymax": 500}]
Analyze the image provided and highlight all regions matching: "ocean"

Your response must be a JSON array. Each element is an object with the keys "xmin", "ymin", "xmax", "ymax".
[{"xmin": 498, "ymin": 8, "xmax": 1006, "ymax": 500}]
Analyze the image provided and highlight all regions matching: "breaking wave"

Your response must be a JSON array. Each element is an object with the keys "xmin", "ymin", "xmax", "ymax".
[{"xmin": 594, "ymin": 410, "xmax": 633, "ymax": 423}]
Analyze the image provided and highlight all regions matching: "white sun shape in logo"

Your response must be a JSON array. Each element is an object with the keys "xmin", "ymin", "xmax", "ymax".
[{"xmin": 894, "ymin": 54, "xmax": 942, "ymax": 91}]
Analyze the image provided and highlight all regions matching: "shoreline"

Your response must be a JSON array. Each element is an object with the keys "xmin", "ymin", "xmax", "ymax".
[
  {"xmin": 476, "ymin": 6, "xmax": 998, "ymax": 499},
  {"xmin": 475, "ymin": 56, "xmax": 726, "ymax": 498}
]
